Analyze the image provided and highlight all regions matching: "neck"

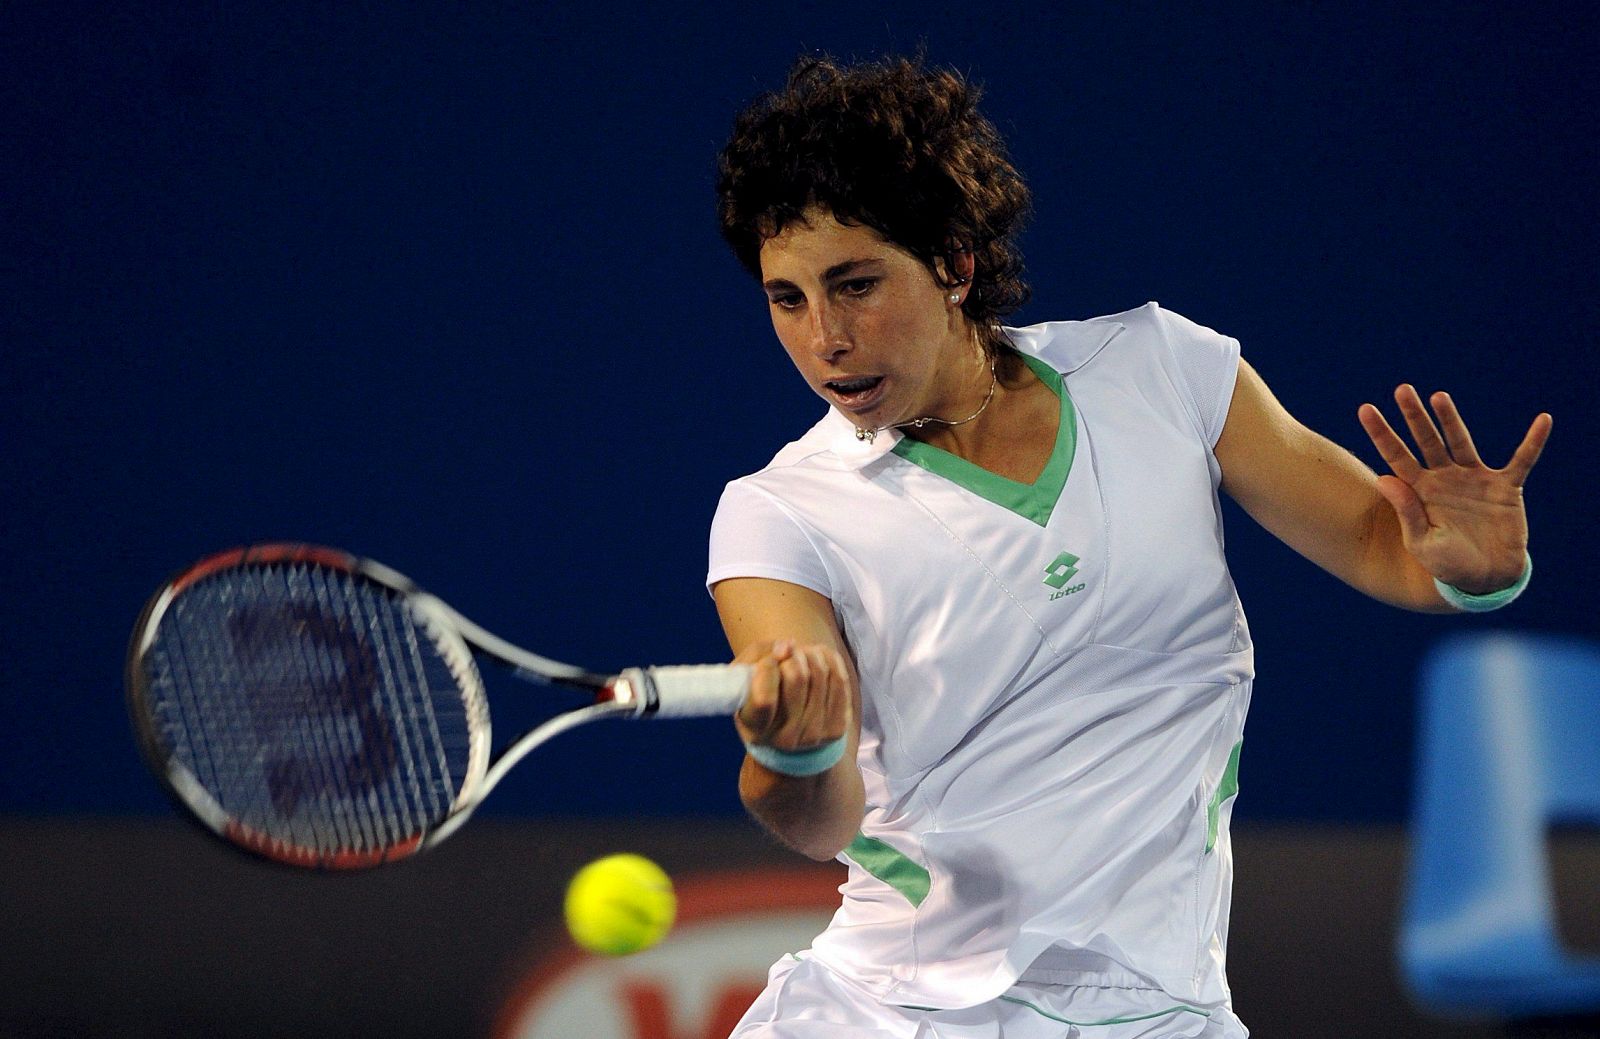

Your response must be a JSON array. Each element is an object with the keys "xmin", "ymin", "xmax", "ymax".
[
  {"xmin": 897, "ymin": 356, "xmax": 996, "ymax": 437},
  {"xmin": 899, "ymin": 350, "xmax": 1039, "ymax": 459},
  {"xmin": 855, "ymin": 349, "xmax": 997, "ymax": 446}
]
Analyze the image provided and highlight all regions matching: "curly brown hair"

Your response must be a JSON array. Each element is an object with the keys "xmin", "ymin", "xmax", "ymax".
[{"xmin": 716, "ymin": 54, "xmax": 1033, "ymax": 358}]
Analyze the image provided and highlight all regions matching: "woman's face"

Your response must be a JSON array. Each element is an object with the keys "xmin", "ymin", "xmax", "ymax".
[{"xmin": 758, "ymin": 207, "xmax": 975, "ymax": 430}]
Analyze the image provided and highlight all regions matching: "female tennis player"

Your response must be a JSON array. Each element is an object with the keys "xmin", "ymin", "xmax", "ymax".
[{"xmin": 706, "ymin": 55, "xmax": 1550, "ymax": 1039}]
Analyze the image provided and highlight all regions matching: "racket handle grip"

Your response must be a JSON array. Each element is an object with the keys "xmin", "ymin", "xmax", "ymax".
[{"xmin": 624, "ymin": 664, "xmax": 750, "ymax": 718}]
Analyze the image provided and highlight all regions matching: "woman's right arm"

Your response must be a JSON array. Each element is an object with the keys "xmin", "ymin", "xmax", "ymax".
[{"xmin": 713, "ymin": 576, "xmax": 864, "ymax": 861}]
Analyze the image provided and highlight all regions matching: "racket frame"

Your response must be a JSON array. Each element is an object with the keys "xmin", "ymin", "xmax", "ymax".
[{"xmin": 125, "ymin": 543, "xmax": 659, "ymax": 869}]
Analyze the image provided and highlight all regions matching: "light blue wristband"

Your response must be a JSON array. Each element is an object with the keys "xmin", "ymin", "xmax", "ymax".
[
  {"xmin": 744, "ymin": 736, "xmax": 848, "ymax": 777},
  {"xmin": 1434, "ymin": 553, "xmax": 1532, "ymax": 613}
]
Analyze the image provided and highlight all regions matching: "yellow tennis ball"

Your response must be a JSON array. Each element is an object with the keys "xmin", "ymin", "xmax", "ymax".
[{"xmin": 563, "ymin": 853, "xmax": 676, "ymax": 956}]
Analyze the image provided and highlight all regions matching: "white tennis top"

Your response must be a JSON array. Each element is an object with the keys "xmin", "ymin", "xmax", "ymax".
[{"xmin": 707, "ymin": 303, "xmax": 1253, "ymax": 1011}]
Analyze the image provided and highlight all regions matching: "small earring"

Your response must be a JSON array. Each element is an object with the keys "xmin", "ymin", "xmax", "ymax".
[{"xmin": 949, "ymin": 293, "xmax": 962, "ymax": 303}]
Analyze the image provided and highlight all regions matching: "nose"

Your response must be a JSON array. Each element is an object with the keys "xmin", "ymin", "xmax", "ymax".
[{"xmin": 807, "ymin": 299, "xmax": 851, "ymax": 361}]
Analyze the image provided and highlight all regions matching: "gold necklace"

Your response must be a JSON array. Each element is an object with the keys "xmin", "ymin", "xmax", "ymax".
[{"xmin": 854, "ymin": 359, "xmax": 999, "ymax": 444}]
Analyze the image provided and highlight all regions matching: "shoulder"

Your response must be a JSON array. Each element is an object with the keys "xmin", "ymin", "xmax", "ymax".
[
  {"xmin": 709, "ymin": 428, "xmax": 842, "ymax": 599},
  {"xmin": 729, "ymin": 407, "xmax": 865, "ymax": 477},
  {"xmin": 1010, "ymin": 303, "xmax": 1239, "ymax": 446},
  {"xmin": 729, "ymin": 404, "xmax": 896, "ymax": 493},
  {"xmin": 1003, "ymin": 310, "xmax": 1131, "ymax": 373},
  {"xmin": 1005, "ymin": 302, "xmax": 1234, "ymax": 373},
  {"xmin": 760, "ymin": 413, "xmax": 840, "ymax": 471},
  {"xmin": 715, "ymin": 413, "xmax": 852, "ymax": 521}
]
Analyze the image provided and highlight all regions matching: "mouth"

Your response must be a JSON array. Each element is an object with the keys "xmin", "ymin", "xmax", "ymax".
[{"xmin": 823, "ymin": 375, "xmax": 886, "ymax": 411}]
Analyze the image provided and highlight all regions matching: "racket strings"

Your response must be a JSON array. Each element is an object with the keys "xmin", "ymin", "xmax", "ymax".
[
  {"xmin": 299, "ymin": 565, "xmax": 391, "ymax": 853},
  {"xmin": 158, "ymin": 589, "xmax": 242, "ymax": 818},
  {"xmin": 292, "ymin": 563, "xmax": 463, "ymax": 851},
  {"xmin": 145, "ymin": 561, "xmax": 479, "ymax": 860},
  {"xmin": 367, "ymin": 589, "xmax": 455, "ymax": 841}
]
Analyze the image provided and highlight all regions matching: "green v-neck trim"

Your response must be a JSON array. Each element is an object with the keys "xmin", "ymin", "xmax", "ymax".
[{"xmin": 890, "ymin": 351, "xmax": 1076, "ymax": 526}]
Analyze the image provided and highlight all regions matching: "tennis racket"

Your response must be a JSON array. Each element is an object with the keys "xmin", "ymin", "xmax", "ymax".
[{"xmin": 126, "ymin": 543, "xmax": 750, "ymax": 870}]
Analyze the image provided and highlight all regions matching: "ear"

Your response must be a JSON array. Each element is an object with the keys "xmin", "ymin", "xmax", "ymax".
[{"xmin": 936, "ymin": 238, "xmax": 976, "ymax": 287}]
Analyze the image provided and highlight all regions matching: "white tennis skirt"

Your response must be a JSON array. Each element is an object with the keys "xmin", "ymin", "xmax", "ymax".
[{"xmin": 729, "ymin": 954, "xmax": 1249, "ymax": 1039}]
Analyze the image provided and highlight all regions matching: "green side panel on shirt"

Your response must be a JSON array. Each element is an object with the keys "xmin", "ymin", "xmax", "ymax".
[
  {"xmin": 845, "ymin": 833, "xmax": 931, "ymax": 908},
  {"xmin": 890, "ymin": 351, "xmax": 1077, "ymax": 527},
  {"xmin": 1206, "ymin": 740, "xmax": 1243, "ymax": 853}
]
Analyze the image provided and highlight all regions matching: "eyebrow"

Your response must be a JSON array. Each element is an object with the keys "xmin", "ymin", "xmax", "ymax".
[{"xmin": 762, "ymin": 257, "xmax": 886, "ymax": 293}]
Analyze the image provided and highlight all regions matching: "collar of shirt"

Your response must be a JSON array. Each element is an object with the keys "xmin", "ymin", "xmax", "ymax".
[
  {"xmin": 819, "ymin": 408, "xmax": 905, "ymax": 471},
  {"xmin": 812, "ymin": 318, "xmax": 1126, "ymax": 471}
]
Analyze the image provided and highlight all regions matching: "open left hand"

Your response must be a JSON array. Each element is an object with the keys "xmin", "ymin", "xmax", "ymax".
[{"xmin": 1358, "ymin": 385, "xmax": 1552, "ymax": 595}]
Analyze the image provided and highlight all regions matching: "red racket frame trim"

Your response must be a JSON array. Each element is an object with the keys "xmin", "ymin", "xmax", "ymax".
[
  {"xmin": 170, "ymin": 543, "xmax": 364, "ymax": 593},
  {"xmin": 222, "ymin": 819, "xmax": 425, "ymax": 870}
]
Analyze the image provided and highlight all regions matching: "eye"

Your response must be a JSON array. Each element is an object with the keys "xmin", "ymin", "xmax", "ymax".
[
  {"xmin": 840, "ymin": 278, "xmax": 876, "ymax": 297},
  {"xmin": 769, "ymin": 292, "xmax": 804, "ymax": 311}
]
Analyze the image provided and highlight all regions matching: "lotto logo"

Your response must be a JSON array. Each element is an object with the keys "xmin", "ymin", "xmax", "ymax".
[{"xmin": 1042, "ymin": 552, "xmax": 1080, "ymax": 589}]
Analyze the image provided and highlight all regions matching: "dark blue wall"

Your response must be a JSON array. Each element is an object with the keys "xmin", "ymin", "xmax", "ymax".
[{"xmin": 4, "ymin": 2, "xmax": 1594, "ymax": 822}]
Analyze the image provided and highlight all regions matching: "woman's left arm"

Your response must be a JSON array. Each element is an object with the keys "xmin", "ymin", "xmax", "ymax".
[{"xmin": 1214, "ymin": 359, "xmax": 1552, "ymax": 612}]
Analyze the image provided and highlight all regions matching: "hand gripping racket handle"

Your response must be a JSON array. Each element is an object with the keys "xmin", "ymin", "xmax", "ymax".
[{"xmin": 623, "ymin": 664, "xmax": 751, "ymax": 718}]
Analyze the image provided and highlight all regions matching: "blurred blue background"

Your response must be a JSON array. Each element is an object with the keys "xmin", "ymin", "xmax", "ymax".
[{"xmin": 3, "ymin": 1, "xmax": 1594, "ymax": 823}]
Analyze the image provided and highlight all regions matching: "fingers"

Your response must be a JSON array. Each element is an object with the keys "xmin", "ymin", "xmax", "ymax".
[
  {"xmin": 1504, "ymin": 412, "xmax": 1554, "ymax": 487},
  {"xmin": 772, "ymin": 643, "xmax": 849, "ymax": 750},
  {"xmin": 1427, "ymin": 391, "xmax": 1483, "ymax": 467},
  {"xmin": 775, "ymin": 644, "xmax": 817, "ymax": 741},
  {"xmin": 1374, "ymin": 473, "xmax": 1430, "ymax": 544},
  {"xmin": 1364, "ymin": 385, "xmax": 1552, "ymax": 486},
  {"xmin": 1357, "ymin": 402, "xmax": 1422, "ymax": 481},
  {"xmin": 733, "ymin": 641, "xmax": 789, "ymax": 740},
  {"xmin": 1394, "ymin": 384, "xmax": 1454, "ymax": 468},
  {"xmin": 734, "ymin": 640, "xmax": 852, "ymax": 754}
]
